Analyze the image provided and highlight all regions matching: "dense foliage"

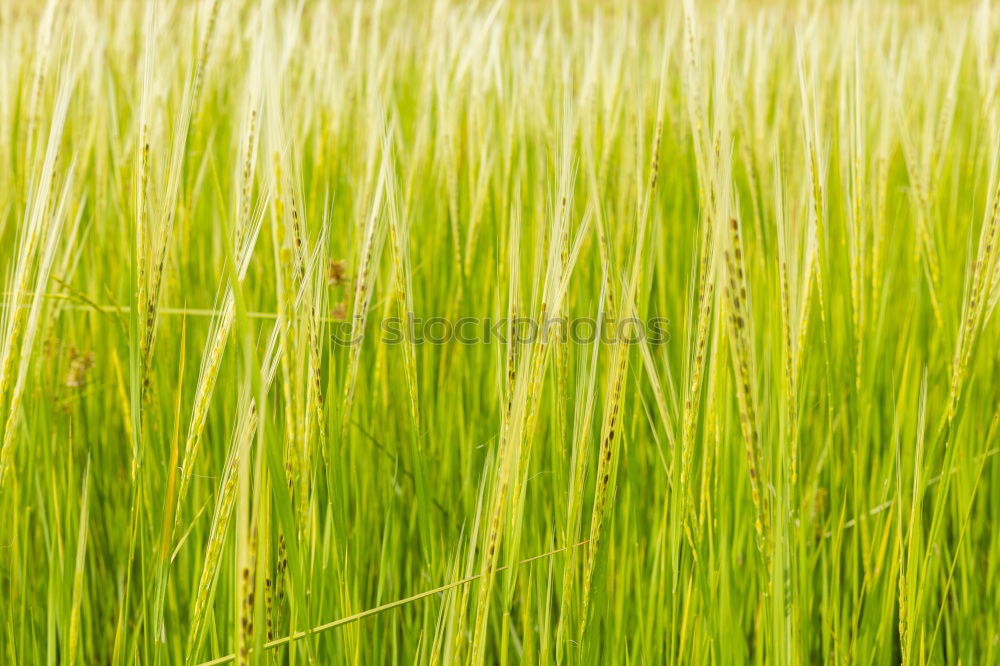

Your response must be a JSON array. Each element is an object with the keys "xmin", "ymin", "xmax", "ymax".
[{"xmin": 1, "ymin": 0, "xmax": 999, "ymax": 663}]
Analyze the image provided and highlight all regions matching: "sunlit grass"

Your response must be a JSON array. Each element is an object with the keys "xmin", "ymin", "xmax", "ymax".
[{"xmin": 1, "ymin": 0, "xmax": 999, "ymax": 663}]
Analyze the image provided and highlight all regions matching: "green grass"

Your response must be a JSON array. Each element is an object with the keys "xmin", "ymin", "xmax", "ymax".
[{"xmin": 1, "ymin": 0, "xmax": 999, "ymax": 663}]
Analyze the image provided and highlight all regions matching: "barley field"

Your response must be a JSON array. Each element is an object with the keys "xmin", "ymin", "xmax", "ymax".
[{"xmin": 1, "ymin": 0, "xmax": 999, "ymax": 663}]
